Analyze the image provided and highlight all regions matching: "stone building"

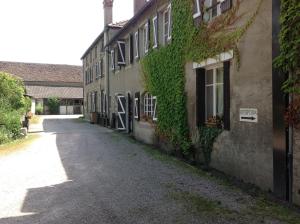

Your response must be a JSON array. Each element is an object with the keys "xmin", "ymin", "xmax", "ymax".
[
  {"xmin": 0, "ymin": 61, "xmax": 83, "ymax": 115},
  {"xmin": 82, "ymin": 0, "xmax": 299, "ymax": 206},
  {"xmin": 81, "ymin": 0, "xmax": 127, "ymax": 125}
]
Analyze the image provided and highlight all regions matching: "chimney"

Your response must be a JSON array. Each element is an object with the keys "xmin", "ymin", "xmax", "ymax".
[
  {"xmin": 134, "ymin": 0, "xmax": 147, "ymax": 15},
  {"xmin": 103, "ymin": 0, "xmax": 113, "ymax": 26}
]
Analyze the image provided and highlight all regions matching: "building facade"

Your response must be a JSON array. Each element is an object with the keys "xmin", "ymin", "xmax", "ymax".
[
  {"xmin": 0, "ymin": 61, "xmax": 83, "ymax": 115},
  {"xmin": 83, "ymin": 0, "xmax": 299, "ymax": 205}
]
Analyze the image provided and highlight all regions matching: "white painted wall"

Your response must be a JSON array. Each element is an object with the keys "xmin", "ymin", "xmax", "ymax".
[{"xmin": 31, "ymin": 99, "xmax": 36, "ymax": 114}]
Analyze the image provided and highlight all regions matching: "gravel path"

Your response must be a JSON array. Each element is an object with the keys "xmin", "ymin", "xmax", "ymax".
[{"xmin": 0, "ymin": 116, "xmax": 298, "ymax": 224}]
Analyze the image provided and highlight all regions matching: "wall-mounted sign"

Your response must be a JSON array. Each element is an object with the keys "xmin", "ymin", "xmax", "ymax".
[{"xmin": 240, "ymin": 108, "xmax": 258, "ymax": 123}]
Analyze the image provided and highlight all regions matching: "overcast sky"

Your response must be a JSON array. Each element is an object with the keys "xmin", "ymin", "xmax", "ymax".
[{"xmin": 0, "ymin": 0, "xmax": 132, "ymax": 65}]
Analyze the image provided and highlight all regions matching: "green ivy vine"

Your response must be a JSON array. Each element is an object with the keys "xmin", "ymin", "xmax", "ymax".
[
  {"xmin": 141, "ymin": 0, "xmax": 263, "ymax": 154},
  {"xmin": 273, "ymin": 0, "xmax": 300, "ymax": 126}
]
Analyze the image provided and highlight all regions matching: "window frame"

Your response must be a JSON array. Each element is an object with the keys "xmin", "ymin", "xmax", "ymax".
[
  {"xmin": 204, "ymin": 64, "xmax": 224, "ymax": 121},
  {"xmin": 110, "ymin": 50, "xmax": 115, "ymax": 71},
  {"xmin": 117, "ymin": 41, "xmax": 126, "ymax": 66},
  {"xmin": 152, "ymin": 15, "xmax": 158, "ymax": 48},
  {"xmin": 193, "ymin": 0, "xmax": 201, "ymax": 19},
  {"xmin": 134, "ymin": 31, "xmax": 139, "ymax": 59},
  {"xmin": 144, "ymin": 23, "xmax": 149, "ymax": 53}
]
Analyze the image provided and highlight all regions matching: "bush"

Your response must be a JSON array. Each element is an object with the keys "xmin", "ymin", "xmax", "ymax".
[
  {"xmin": 0, "ymin": 72, "xmax": 28, "ymax": 144},
  {"xmin": 35, "ymin": 104, "xmax": 43, "ymax": 115},
  {"xmin": 0, "ymin": 127, "xmax": 10, "ymax": 144},
  {"xmin": 47, "ymin": 97, "xmax": 60, "ymax": 114}
]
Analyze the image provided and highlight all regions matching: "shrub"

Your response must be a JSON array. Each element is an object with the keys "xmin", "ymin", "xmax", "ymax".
[
  {"xmin": 35, "ymin": 104, "xmax": 43, "ymax": 115},
  {"xmin": 0, "ymin": 127, "xmax": 10, "ymax": 144},
  {"xmin": 0, "ymin": 72, "xmax": 28, "ymax": 144},
  {"xmin": 47, "ymin": 97, "xmax": 60, "ymax": 114}
]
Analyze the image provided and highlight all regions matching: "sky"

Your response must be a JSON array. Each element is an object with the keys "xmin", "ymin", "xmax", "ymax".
[{"xmin": 0, "ymin": 0, "xmax": 133, "ymax": 65}]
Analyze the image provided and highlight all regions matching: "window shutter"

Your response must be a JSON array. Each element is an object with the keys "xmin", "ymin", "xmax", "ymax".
[
  {"xmin": 111, "ymin": 50, "xmax": 115, "ymax": 70},
  {"xmin": 153, "ymin": 96, "xmax": 157, "ymax": 121},
  {"xmin": 134, "ymin": 92, "xmax": 140, "ymax": 120},
  {"xmin": 152, "ymin": 15, "xmax": 158, "ymax": 48},
  {"xmin": 100, "ymin": 60, "xmax": 103, "ymax": 77},
  {"xmin": 223, "ymin": 61, "xmax": 230, "ymax": 130},
  {"xmin": 196, "ymin": 68, "xmax": 206, "ymax": 126},
  {"xmin": 148, "ymin": 19, "xmax": 151, "ymax": 49},
  {"xmin": 130, "ymin": 34, "xmax": 134, "ymax": 63},
  {"xmin": 135, "ymin": 31, "xmax": 139, "ymax": 59},
  {"xmin": 221, "ymin": 0, "xmax": 232, "ymax": 13},
  {"xmin": 117, "ymin": 41, "xmax": 126, "ymax": 65}
]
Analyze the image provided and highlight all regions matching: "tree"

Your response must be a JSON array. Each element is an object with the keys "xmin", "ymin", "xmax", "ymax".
[
  {"xmin": 47, "ymin": 97, "xmax": 60, "ymax": 114},
  {"xmin": 0, "ymin": 72, "xmax": 30, "ymax": 144}
]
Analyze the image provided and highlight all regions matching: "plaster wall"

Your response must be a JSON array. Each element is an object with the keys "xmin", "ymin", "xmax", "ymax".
[
  {"xmin": 185, "ymin": 0, "xmax": 273, "ymax": 191},
  {"xmin": 293, "ymin": 123, "xmax": 300, "ymax": 205}
]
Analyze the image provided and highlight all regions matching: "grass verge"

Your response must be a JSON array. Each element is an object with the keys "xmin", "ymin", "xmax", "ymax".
[{"xmin": 0, "ymin": 134, "xmax": 39, "ymax": 156}]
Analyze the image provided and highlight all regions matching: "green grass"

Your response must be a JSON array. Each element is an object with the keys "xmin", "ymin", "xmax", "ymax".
[
  {"xmin": 109, "ymin": 130, "xmax": 300, "ymax": 223},
  {"xmin": 0, "ymin": 134, "xmax": 39, "ymax": 155},
  {"xmin": 248, "ymin": 197, "xmax": 300, "ymax": 224},
  {"xmin": 169, "ymin": 189, "xmax": 238, "ymax": 221}
]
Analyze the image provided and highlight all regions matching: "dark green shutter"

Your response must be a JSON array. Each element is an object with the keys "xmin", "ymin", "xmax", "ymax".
[
  {"xmin": 223, "ymin": 61, "xmax": 230, "ymax": 130},
  {"xmin": 196, "ymin": 68, "xmax": 206, "ymax": 126},
  {"xmin": 130, "ymin": 34, "xmax": 134, "ymax": 63}
]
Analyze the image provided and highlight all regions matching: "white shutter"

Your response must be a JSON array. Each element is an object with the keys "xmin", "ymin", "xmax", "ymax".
[
  {"xmin": 167, "ymin": 4, "xmax": 172, "ymax": 41},
  {"xmin": 117, "ymin": 41, "xmax": 126, "ymax": 65},
  {"xmin": 111, "ymin": 50, "xmax": 115, "ymax": 70},
  {"xmin": 144, "ymin": 23, "xmax": 149, "ymax": 53},
  {"xmin": 153, "ymin": 96, "xmax": 157, "ymax": 121},
  {"xmin": 134, "ymin": 98, "xmax": 139, "ymax": 119},
  {"xmin": 152, "ymin": 16, "xmax": 158, "ymax": 48},
  {"xmin": 193, "ymin": 0, "xmax": 201, "ymax": 18},
  {"xmin": 134, "ymin": 31, "xmax": 139, "ymax": 59}
]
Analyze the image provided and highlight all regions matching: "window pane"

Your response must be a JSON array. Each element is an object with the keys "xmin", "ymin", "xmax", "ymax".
[
  {"xmin": 206, "ymin": 86, "xmax": 214, "ymax": 120},
  {"xmin": 216, "ymin": 67, "xmax": 224, "ymax": 83},
  {"xmin": 205, "ymin": 69, "xmax": 213, "ymax": 85},
  {"xmin": 216, "ymin": 84, "xmax": 224, "ymax": 117}
]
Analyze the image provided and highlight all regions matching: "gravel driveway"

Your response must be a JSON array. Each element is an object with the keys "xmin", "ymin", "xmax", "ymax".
[{"xmin": 0, "ymin": 116, "xmax": 299, "ymax": 224}]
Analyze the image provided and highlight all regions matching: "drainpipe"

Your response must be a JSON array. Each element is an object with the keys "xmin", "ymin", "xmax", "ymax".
[
  {"xmin": 288, "ymin": 75, "xmax": 294, "ymax": 205},
  {"xmin": 104, "ymin": 26, "xmax": 111, "ymax": 121},
  {"xmin": 82, "ymin": 63, "xmax": 85, "ymax": 117}
]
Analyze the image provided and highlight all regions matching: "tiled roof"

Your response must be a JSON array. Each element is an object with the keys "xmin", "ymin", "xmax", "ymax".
[
  {"xmin": 0, "ymin": 61, "xmax": 82, "ymax": 83},
  {"xmin": 26, "ymin": 86, "xmax": 83, "ymax": 99}
]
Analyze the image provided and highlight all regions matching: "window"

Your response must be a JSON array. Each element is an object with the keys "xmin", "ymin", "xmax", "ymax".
[
  {"xmin": 205, "ymin": 66, "xmax": 224, "ymax": 121},
  {"xmin": 111, "ymin": 50, "xmax": 115, "ymax": 70},
  {"xmin": 203, "ymin": 0, "xmax": 232, "ymax": 22},
  {"xmin": 134, "ymin": 31, "xmax": 139, "ymax": 59},
  {"xmin": 152, "ymin": 16, "xmax": 158, "ymax": 48},
  {"xmin": 163, "ymin": 4, "xmax": 172, "ymax": 44},
  {"xmin": 143, "ymin": 93, "xmax": 157, "ymax": 121},
  {"xmin": 117, "ymin": 41, "xmax": 126, "ymax": 65},
  {"xmin": 90, "ymin": 67, "xmax": 93, "ymax": 82},
  {"xmin": 144, "ymin": 22, "xmax": 149, "ymax": 53},
  {"xmin": 95, "ymin": 46, "xmax": 97, "ymax": 58},
  {"xmin": 95, "ymin": 62, "xmax": 100, "ymax": 79},
  {"xmin": 193, "ymin": 0, "xmax": 201, "ymax": 19}
]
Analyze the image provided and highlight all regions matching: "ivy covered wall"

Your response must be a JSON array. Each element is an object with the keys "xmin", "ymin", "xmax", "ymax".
[{"xmin": 141, "ymin": 0, "xmax": 264, "ymax": 154}]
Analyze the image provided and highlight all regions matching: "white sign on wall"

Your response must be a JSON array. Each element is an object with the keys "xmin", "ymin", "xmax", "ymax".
[{"xmin": 240, "ymin": 108, "xmax": 258, "ymax": 123}]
